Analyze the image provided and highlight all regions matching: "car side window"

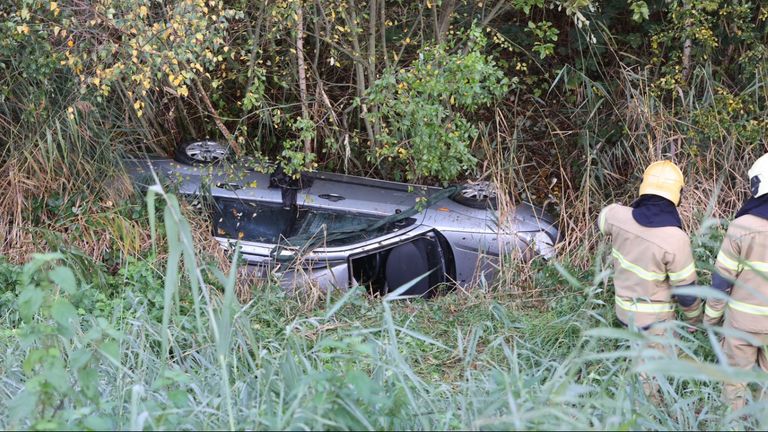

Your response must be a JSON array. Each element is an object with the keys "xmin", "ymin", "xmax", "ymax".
[
  {"xmin": 210, "ymin": 198, "xmax": 417, "ymax": 247},
  {"xmin": 211, "ymin": 198, "xmax": 296, "ymax": 243}
]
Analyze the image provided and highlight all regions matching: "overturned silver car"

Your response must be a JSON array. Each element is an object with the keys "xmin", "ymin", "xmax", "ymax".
[{"xmin": 126, "ymin": 142, "xmax": 560, "ymax": 296}]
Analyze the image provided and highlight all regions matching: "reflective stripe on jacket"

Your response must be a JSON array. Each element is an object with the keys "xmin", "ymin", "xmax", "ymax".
[
  {"xmin": 599, "ymin": 204, "xmax": 699, "ymax": 327},
  {"xmin": 707, "ymin": 214, "xmax": 768, "ymax": 333}
]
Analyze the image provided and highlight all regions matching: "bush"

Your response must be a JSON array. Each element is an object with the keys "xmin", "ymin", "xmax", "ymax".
[{"xmin": 365, "ymin": 27, "xmax": 511, "ymax": 183}]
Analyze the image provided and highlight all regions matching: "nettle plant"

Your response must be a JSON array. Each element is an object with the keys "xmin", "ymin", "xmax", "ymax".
[
  {"xmin": 9, "ymin": 254, "xmax": 121, "ymax": 430},
  {"xmin": 365, "ymin": 27, "xmax": 512, "ymax": 183}
]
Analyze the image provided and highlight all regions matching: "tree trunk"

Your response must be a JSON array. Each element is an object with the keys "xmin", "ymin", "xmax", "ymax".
[
  {"xmin": 195, "ymin": 79, "xmax": 239, "ymax": 154},
  {"xmin": 436, "ymin": 0, "xmax": 455, "ymax": 43},
  {"xmin": 681, "ymin": 1, "xmax": 692, "ymax": 82},
  {"xmin": 296, "ymin": 2, "xmax": 313, "ymax": 161},
  {"xmin": 345, "ymin": 0, "xmax": 377, "ymax": 147}
]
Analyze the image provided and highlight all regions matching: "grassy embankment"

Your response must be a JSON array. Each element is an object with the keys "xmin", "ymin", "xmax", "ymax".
[
  {"xmin": 1, "ymin": 129, "xmax": 766, "ymax": 429},
  {"xmin": 3, "ymin": 3, "xmax": 768, "ymax": 428}
]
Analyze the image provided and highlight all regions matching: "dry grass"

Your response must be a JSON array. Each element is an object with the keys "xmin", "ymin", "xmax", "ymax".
[{"xmin": 478, "ymin": 60, "xmax": 764, "ymax": 281}]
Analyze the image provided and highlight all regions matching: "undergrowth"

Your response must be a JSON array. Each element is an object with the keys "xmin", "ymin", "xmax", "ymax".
[
  {"xmin": 1, "ymin": 183, "xmax": 767, "ymax": 430},
  {"xmin": 2, "ymin": 1, "xmax": 768, "ymax": 429}
]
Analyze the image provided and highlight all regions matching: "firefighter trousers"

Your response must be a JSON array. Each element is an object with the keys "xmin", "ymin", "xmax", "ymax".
[
  {"xmin": 722, "ymin": 330, "xmax": 768, "ymax": 411},
  {"xmin": 638, "ymin": 324, "xmax": 676, "ymax": 405}
]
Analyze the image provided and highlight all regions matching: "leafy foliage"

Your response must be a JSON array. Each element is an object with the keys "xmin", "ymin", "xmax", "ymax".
[
  {"xmin": 366, "ymin": 28, "xmax": 510, "ymax": 182},
  {"xmin": 3, "ymin": 1, "xmax": 768, "ymax": 428},
  {"xmin": 8, "ymin": 253, "xmax": 120, "ymax": 430}
]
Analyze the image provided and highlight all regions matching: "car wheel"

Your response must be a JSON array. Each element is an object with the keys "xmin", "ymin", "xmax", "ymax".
[
  {"xmin": 174, "ymin": 139, "xmax": 230, "ymax": 165},
  {"xmin": 451, "ymin": 181, "xmax": 499, "ymax": 209}
]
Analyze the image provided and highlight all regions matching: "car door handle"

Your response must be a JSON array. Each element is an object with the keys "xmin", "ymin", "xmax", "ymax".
[
  {"xmin": 319, "ymin": 193, "xmax": 345, "ymax": 202},
  {"xmin": 216, "ymin": 182, "xmax": 242, "ymax": 191}
]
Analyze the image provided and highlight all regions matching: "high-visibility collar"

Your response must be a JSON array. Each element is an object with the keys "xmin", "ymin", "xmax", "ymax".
[{"xmin": 615, "ymin": 296, "xmax": 675, "ymax": 313}]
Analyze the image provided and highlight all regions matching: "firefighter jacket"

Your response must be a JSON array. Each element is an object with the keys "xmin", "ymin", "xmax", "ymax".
[
  {"xmin": 706, "ymin": 214, "xmax": 768, "ymax": 332},
  {"xmin": 599, "ymin": 204, "xmax": 700, "ymax": 328}
]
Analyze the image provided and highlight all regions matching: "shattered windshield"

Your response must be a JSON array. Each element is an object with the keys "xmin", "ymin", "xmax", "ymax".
[
  {"xmin": 210, "ymin": 197, "xmax": 415, "ymax": 246},
  {"xmin": 293, "ymin": 209, "xmax": 389, "ymax": 247}
]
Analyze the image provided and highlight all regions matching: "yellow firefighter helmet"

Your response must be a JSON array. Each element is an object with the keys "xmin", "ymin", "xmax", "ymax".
[
  {"xmin": 748, "ymin": 153, "xmax": 768, "ymax": 198},
  {"xmin": 638, "ymin": 161, "xmax": 685, "ymax": 206}
]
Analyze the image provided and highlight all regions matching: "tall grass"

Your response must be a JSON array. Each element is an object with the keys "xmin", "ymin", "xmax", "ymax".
[
  {"xmin": 3, "ymin": 4, "xmax": 768, "ymax": 429},
  {"xmin": 488, "ymin": 52, "xmax": 768, "ymax": 271},
  {"xmin": 2, "ymin": 178, "xmax": 767, "ymax": 430}
]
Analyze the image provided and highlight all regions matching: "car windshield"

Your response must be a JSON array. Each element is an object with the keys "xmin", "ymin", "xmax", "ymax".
[
  {"xmin": 293, "ymin": 209, "xmax": 387, "ymax": 247},
  {"xmin": 210, "ymin": 197, "xmax": 414, "ymax": 247}
]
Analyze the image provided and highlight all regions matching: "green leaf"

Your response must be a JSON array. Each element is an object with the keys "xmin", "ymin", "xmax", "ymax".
[
  {"xmin": 49, "ymin": 266, "xmax": 77, "ymax": 294},
  {"xmin": 100, "ymin": 339, "xmax": 120, "ymax": 365},
  {"xmin": 34, "ymin": 420, "xmax": 63, "ymax": 430},
  {"xmin": 8, "ymin": 389, "xmax": 38, "ymax": 423},
  {"xmin": 42, "ymin": 362, "xmax": 70, "ymax": 393},
  {"xmin": 78, "ymin": 367, "xmax": 100, "ymax": 401},
  {"xmin": 17, "ymin": 286, "xmax": 44, "ymax": 322},
  {"xmin": 51, "ymin": 298, "xmax": 78, "ymax": 329},
  {"xmin": 348, "ymin": 369, "xmax": 373, "ymax": 392},
  {"xmin": 69, "ymin": 348, "xmax": 93, "ymax": 370},
  {"xmin": 168, "ymin": 390, "xmax": 190, "ymax": 408},
  {"xmin": 23, "ymin": 349, "xmax": 46, "ymax": 374},
  {"xmin": 630, "ymin": 1, "xmax": 649, "ymax": 22},
  {"xmin": 83, "ymin": 416, "xmax": 114, "ymax": 430}
]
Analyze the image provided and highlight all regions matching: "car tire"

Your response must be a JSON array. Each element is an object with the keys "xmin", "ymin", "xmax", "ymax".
[
  {"xmin": 451, "ymin": 181, "xmax": 499, "ymax": 210},
  {"xmin": 174, "ymin": 139, "xmax": 230, "ymax": 165}
]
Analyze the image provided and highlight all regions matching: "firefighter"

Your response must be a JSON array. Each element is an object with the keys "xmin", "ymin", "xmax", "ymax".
[
  {"xmin": 598, "ymin": 160, "xmax": 702, "ymax": 402},
  {"xmin": 705, "ymin": 153, "xmax": 768, "ymax": 411}
]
